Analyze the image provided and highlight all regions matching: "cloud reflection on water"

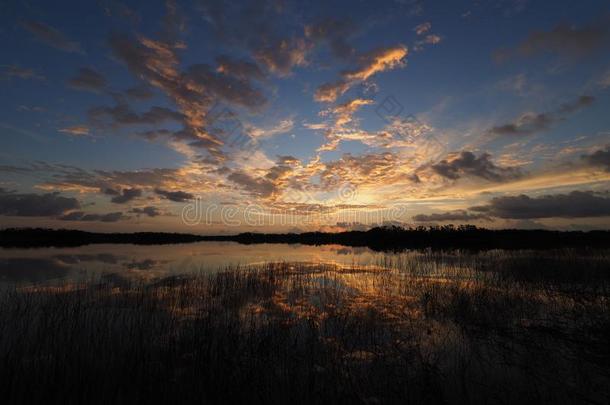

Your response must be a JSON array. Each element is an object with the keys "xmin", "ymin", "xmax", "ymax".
[{"xmin": 0, "ymin": 242, "xmax": 375, "ymax": 285}]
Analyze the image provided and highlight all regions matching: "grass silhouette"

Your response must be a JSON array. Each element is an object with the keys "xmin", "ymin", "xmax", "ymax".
[{"xmin": 1, "ymin": 249, "xmax": 609, "ymax": 404}]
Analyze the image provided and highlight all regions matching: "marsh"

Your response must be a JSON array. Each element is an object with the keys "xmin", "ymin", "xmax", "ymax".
[{"xmin": 1, "ymin": 245, "xmax": 608, "ymax": 404}]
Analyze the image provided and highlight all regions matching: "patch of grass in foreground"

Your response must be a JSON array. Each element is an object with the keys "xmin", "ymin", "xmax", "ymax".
[{"xmin": 1, "ymin": 255, "xmax": 609, "ymax": 404}]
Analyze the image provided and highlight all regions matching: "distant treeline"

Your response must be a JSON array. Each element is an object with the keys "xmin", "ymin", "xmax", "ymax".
[
  {"xmin": 2, "ymin": 226, "xmax": 610, "ymax": 250},
  {"xmin": 0, "ymin": 228, "xmax": 206, "ymax": 248}
]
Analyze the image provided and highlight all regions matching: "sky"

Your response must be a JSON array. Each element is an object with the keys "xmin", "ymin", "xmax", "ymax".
[{"xmin": 1, "ymin": 0, "xmax": 610, "ymax": 233}]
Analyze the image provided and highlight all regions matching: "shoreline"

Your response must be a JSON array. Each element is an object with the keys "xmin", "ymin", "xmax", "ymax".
[{"xmin": 2, "ymin": 226, "xmax": 610, "ymax": 250}]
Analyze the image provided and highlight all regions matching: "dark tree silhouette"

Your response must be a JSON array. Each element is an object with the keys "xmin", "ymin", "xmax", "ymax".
[{"xmin": 2, "ymin": 226, "xmax": 609, "ymax": 250}]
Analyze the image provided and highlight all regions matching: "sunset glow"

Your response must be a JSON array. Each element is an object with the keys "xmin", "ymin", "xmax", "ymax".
[{"xmin": 1, "ymin": 0, "xmax": 609, "ymax": 232}]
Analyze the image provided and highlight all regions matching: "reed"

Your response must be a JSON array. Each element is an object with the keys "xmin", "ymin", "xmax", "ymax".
[{"xmin": 1, "ymin": 250, "xmax": 609, "ymax": 404}]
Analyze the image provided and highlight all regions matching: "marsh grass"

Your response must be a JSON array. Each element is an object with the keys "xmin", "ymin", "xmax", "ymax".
[{"xmin": 0, "ymin": 250, "xmax": 609, "ymax": 404}]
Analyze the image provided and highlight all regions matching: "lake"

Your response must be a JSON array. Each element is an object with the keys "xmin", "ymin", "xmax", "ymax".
[
  {"xmin": 0, "ymin": 242, "xmax": 389, "ymax": 285},
  {"xmin": 2, "ymin": 243, "xmax": 609, "ymax": 403}
]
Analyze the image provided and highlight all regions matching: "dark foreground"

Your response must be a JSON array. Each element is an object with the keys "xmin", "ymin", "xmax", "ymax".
[
  {"xmin": 3, "ymin": 226, "xmax": 610, "ymax": 250},
  {"xmin": 1, "ymin": 250, "xmax": 609, "ymax": 404}
]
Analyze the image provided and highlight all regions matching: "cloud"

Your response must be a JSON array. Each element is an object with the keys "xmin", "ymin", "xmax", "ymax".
[
  {"xmin": 125, "ymin": 84, "xmax": 155, "ymax": 100},
  {"xmin": 59, "ymin": 211, "xmax": 126, "ymax": 222},
  {"xmin": 470, "ymin": 191, "xmax": 610, "ymax": 219},
  {"xmin": 412, "ymin": 210, "xmax": 489, "ymax": 222},
  {"xmin": 197, "ymin": 0, "xmax": 309, "ymax": 76},
  {"xmin": 489, "ymin": 113, "xmax": 553, "ymax": 136},
  {"xmin": 488, "ymin": 95, "xmax": 595, "ymax": 136},
  {"xmin": 1, "ymin": 64, "xmax": 45, "ymax": 80},
  {"xmin": 329, "ymin": 98, "xmax": 374, "ymax": 127},
  {"xmin": 314, "ymin": 80, "xmax": 351, "ymax": 103},
  {"xmin": 253, "ymin": 39, "xmax": 309, "ymax": 76},
  {"xmin": 162, "ymin": 0, "xmax": 187, "ymax": 43},
  {"xmin": 89, "ymin": 102, "xmax": 183, "ymax": 128},
  {"xmin": 108, "ymin": 33, "xmax": 220, "ymax": 156},
  {"xmin": 556, "ymin": 95, "xmax": 596, "ymax": 114},
  {"xmin": 314, "ymin": 109, "xmax": 436, "ymax": 153},
  {"xmin": 423, "ymin": 34, "xmax": 441, "ymax": 45},
  {"xmin": 496, "ymin": 73, "xmax": 529, "ymax": 95},
  {"xmin": 108, "ymin": 187, "xmax": 142, "ymax": 204},
  {"xmin": 99, "ymin": 0, "xmax": 141, "ymax": 24},
  {"xmin": 411, "ymin": 191, "xmax": 610, "ymax": 222},
  {"xmin": 133, "ymin": 129, "xmax": 175, "ymax": 141},
  {"xmin": 314, "ymin": 45, "xmax": 408, "ymax": 102},
  {"xmin": 317, "ymin": 152, "xmax": 403, "ymax": 189},
  {"xmin": 22, "ymin": 20, "xmax": 82, "ymax": 53},
  {"xmin": 216, "ymin": 55, "xmax": 266, "ymax": 81},
  {"xmin": 305, "ymin": 18, "xmax": 356, "ymax": 59},
  {"xmin": 59, "ymin": 125, "xmax": 90, "ymax": 136},
  {"xmin": 377, "ymin": 116, "xmax": 436, "ymax": 148},
  {"xmin": 431, "ymin": 151, "xmax": 522, "ymax": 182},
  {"xmin": 17, "ymin": 105, "xmax": 45, "ymax": 112},
  {"xmin": 276, "ymin": 155, "xmax": 300, "ymax": 165},
  {"xmin": 313, "ymin": 98, "xmax": 375, "ymax": 151},
  {"xmin": 334, "ymin": 222, "xmax": 371, "ymax": 232},
  {"xmin": 581, "ymin": 147, "xmax": 610, "ymax": 171},
  {"xmin": 414, "ymin": 22, "xmax": 431, "ymax": 35},
  {"xmin": 227, "ymin": 171, "xmax": 277, "ymax": 198},
  {"xmin": 223, "ymin": 155, "xmax": 316, "ymax": 201},
  {"xmin": 494, "ymin": 19, "xmax": 610, "ymax": 63},
  {"xmin": 68, "ymin": 68, "xmax": 107, "ymax": 92},
  {"xmin": 129, "ymin": 206, "xmax": 162, "ymax": 217},
  {"xmin": 184, "ymin": 63, "xmax": 267, "ymax": 109},
  {"xmin": 246, "ymin": 118, "xmax": 294, "ymax": 139},
  {"xmin": 0, "ymin": 188, "xmax": 80, "ymax": 217},
  {"xmin": 2, "ymin": 163, "xmax": 209, "ymax": 210},
  {"xmin": 108, "ymin": 22, "xmax": 268, "ymax": 159},
  {"xmin": 33, "ymin": 164, "xmax": 187, "ymax": 195},
  {"xmin": 345, "ymin": 45, "xmax": 408, "ymax": 82},
  {"xmin": 154, "ymin": 188, "xmax": 194, "ymax": 202},
  {"xmin": 412, "ymin": 22, "xmax": 442, "ymax": 52}
]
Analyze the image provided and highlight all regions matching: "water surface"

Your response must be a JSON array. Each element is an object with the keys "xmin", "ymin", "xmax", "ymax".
[{"xmin": 0, "ymin": 242, "xmax": 383, "ymax": 285}]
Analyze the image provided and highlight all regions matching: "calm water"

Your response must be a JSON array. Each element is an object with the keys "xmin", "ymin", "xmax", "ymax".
[{"xmin": 0, "ymin": 242, "xmax": 386, "ymax": 285}]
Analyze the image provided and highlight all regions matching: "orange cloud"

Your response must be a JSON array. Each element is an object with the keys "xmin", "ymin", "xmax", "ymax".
[
  {"xmin": 59, "ymin": 125, "xmax": 90, "ymax": 136},
  {"xmin": 314, "ymin": 45, "xmax": 408, "ymax": 103}
]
